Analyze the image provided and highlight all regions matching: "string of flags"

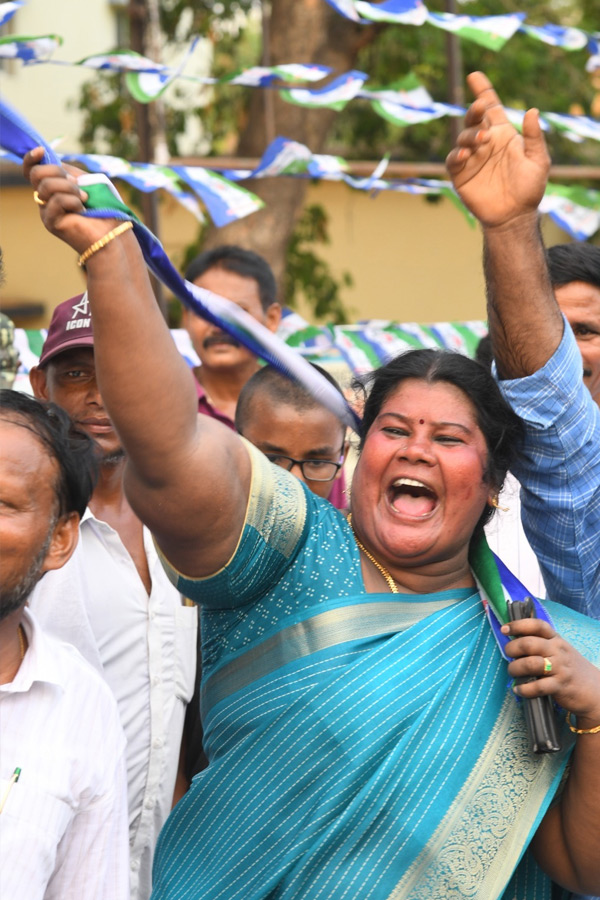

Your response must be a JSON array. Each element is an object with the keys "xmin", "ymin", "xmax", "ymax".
[
  {"xmin": 1, "ymin": 1, "xmax": 598, "ymax": 238},
  {"xmin": 2, "ymin": 130, "xmax": 599, "ymax": 239},
  {"xmin": 1, "ymin": 0, "xmax": 598, "ymax": 71},
  {"xmin": 12, "ymin": 314, "xmax": 489, "ymax": 384}
]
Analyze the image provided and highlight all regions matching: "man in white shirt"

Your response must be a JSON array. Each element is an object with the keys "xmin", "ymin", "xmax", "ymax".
[
  {"xmin": 28, "ymin": 295, "xmax": 197, "ymax": 900},
  {"xmin": 0, "ymin": 388, "xmax": 129, "ymax": 900}
]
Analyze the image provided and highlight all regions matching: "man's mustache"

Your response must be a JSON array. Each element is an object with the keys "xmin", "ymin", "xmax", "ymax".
[{"xmin": 202, "ymin": 333, "xmax": 241, "ymax": 350}]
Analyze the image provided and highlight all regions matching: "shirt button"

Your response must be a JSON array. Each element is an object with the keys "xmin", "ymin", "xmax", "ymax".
[
  {"xmin": 149, "ymin": 611, "xmax": 156, "ymax": 621},
  {"xmin": 131, "ymin": 859, "xmax": 140, "ymax": 871},
  {"xmin": 145, "ymin": 797, "xmax": 155, "ymax": 810},
  {"xmin": 152, "ymin": 675, "xmax": 161, "ymax": 686},
  {"xmin": 153, "ymin": 737, "xmax": 163, "ymax": 749}
]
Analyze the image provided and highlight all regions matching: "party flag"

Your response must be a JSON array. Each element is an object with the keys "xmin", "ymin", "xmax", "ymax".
[
  {"xmin": 125, "ymin": 38, "xmax": 200, "ymax": 103},
  {"xmin": 223, "ymin": 64, "xmax": 331, "ymax": 86},
  {"xmin": 425, "ymin": 11, "xmax": 526, "ymax": 51},
  {"xmin": 0, "ymin": 1, "xmax": 22, "ymax": 27},
  {"xmin": 540, "ymin": 184, "xmax": 600, "ymax": 241},
  {"xmin": 281, "ymin": 70, "xmax": 368, "ymax": 110},
  {"xmin": 169, "ymin": 165, "xmax": 264, "ymax": 226},
  {"xmin": 0, "ymin": 34, "xmax": 61, "ymax": 61},
  {"xmin": 354, "ymin": 0, "xmax": 428, "ymax": 26},
  {"xmin": 519, "ymin": 23, "xmax": 588, "ymax": 51}
]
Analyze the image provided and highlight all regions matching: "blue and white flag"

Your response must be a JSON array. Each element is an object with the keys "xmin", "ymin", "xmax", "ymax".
[
  {"xmin": 222, "ymin": 63, "xmax": 331, "ymax": 86},
  {"xmin": 0, "ymin": 1, "xmax": 22, "ymax": 27},
  {"xmin": 355, "ymin": 0, "xmax": 427, "ymax": 26},
  {"xmin": 0, "ymin": 34, "xmax": 61, "ymax": 61},
  {"xmin": 519, "ymin": 23, "xmax": 588, "ymax": 51},
  {"xmin": 281, "ymin": 70, "xmax": 368, "ymax": 110},
  {"xmin": 425, "ymin": 11, "xmax": 525, "ymax": 50},
  {"xmin": 125, "ymin": 38, "xmax": 201, "ymax": 103},
  {"xmin": 543, "ymin": 112, "xmax": 600, "ymax": 143},
  {"xmin": 169, "ymin": 165, "xmax": 264, "ymax": 226},
  {"xmin": 322, "ymin": 0, "xmax": 367, "ymax": 23}
]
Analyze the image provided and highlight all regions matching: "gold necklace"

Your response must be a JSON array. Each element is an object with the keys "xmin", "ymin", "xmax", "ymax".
[
  {"xmin": 348, "ymin": 513, "xmax": 398, "ymax": 593},
  {"xmin": 17, "ymin": 625, "xmax": 26, "ymax": 661}
]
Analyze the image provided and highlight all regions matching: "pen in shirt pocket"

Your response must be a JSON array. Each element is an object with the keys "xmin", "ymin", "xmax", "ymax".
[{"xmin": 0, "ymin": 767, "xmax": 21, "ymax": 814}]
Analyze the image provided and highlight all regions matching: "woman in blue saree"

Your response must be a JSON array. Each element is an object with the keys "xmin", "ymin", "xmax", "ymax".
[
  {"xmin": 23, "ymin": 70, "xmax": 600, "ymax": 898},
  {"xmin": 144, "ymin": 351, "xmax": 600, "ymax": 900}
]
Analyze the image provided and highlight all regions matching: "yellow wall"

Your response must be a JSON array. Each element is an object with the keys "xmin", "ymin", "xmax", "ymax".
[{"xmin": 0, "ymin": 174, "xmax": 568, "ymax": 329}]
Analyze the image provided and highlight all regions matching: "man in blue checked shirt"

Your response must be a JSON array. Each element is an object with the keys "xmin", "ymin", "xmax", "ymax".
[
  {"xmin": 448, "ymin": 72, "xmax": 600, "ymax": 900},
  {"xmin": 447, "ymin": 72, "xmax": 600, "ymax": 629}
]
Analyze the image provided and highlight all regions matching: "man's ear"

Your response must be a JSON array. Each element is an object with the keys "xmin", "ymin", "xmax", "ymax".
[
  {"xmin": 41, "ymin": 512, "xmax": 80, "ymax": 575},
  {"xmin": 29, "ymin": 365, "xmax": 50, "ymax": 400},
  {"xmin": 264, "ymin": 303, "xmax": 282, "ymax": 334}
]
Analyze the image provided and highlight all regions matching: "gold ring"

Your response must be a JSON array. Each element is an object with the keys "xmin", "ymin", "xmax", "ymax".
[
  {"xmin": 33, "ymin": 191, "xmax": 46, "ymax": 206},
  {"xmin": 543, "ymin": 657, "xmax": 553, "ymax": 675}
]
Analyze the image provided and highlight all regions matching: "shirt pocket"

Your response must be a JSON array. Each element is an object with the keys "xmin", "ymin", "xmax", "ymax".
[
  {"xmin": 174, "ymin": 602, "xmax": 197, "ymax": 703},
  {"xmin": 0, "ymin": 777, "xmax": 73, "ymax": 892}
]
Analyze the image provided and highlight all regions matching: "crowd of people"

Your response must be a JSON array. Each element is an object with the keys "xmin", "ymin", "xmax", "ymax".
[{"xmin": 1, "ymin": 71, "xmax": 600, "ymax": 900}]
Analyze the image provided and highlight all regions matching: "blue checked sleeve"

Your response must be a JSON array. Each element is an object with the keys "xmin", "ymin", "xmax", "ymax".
[{"xmin": 497, "ymin": 321, "xmax": 600, "ymax": 618}]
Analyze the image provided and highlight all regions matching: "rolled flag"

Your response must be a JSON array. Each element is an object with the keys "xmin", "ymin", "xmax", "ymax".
[
  {"xmin": 0, "ymin": 95, "xmax": 360, "ymax": 431},
  {"xmin": 74, "ymin": 48, "xmax": 166, "ymax": 73},
  {"xmin": 425, "ymin": 11, "xmax": 525, "ymax": 51}
]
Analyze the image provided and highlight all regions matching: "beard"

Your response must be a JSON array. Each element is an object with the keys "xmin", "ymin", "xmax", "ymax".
[
  {"xmin": 101, "ymin": 447, "xmax": 126, "ymax": 468},
  {"xmin": 0, "ymin": 523, "xmax": 55, "ymax": 623}
]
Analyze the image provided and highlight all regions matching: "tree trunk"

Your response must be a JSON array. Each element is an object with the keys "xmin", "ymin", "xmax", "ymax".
[{"xmin": 202, "ymin": 0, "xmax": 377, "ymax": 290}]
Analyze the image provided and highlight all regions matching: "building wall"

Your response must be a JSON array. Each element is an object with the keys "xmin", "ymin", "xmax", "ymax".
[{"xmin": 0, "ymin": 0, "xmax": 569, "ymax": 327}]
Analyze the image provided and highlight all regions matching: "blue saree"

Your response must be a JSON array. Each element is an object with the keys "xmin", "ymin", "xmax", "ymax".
[{"xmin": 154, "ymin": 442, "xmax": 600, "ymax": 900}]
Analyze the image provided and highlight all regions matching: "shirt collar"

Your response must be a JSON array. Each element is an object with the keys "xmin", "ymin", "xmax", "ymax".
[{"xmin": 1, "ymin": 607, "xmax": 67, "ymax": 694}]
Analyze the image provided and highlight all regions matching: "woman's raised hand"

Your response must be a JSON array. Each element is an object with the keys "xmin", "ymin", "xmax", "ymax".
[{"xmin": 24, "ymin": 147, "xmax": 120, "ymax": 254}]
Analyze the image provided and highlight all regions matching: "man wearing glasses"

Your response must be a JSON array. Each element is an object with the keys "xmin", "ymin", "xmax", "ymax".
[{"xmin": 234, "ymin": 363, "xmax": 349, "ymax": 503}]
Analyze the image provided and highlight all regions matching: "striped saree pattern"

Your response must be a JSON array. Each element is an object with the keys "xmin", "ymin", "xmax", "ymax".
[{"xmin": 155, "ymin": 444, "xmax": 600, "ymax": 899}]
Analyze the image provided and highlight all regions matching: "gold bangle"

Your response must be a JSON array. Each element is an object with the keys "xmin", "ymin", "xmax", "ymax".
[
  {"xmin": 565, "ymin": 711, "xmax": 600, "ymax": 735},
  {"xmin": 77, "ymin": 221, "xmax": 134, "ymax": 268}
]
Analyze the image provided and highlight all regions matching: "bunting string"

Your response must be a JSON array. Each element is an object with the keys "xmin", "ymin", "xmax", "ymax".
[{"xmin": 0, "ymin": 95, "xmax": 361, "ymax": 432}]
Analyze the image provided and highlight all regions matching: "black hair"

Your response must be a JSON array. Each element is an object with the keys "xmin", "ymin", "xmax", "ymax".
[
  {"xmin": 184, "ymin": 245, "xmax": 278, "ymax": 313},
  {"xmin": 235, "ymin": 364, "xmax": 344, "ymax": 434},
  {"xmin": 474, "ymin": 334, "xmax": 493, "ymax": 371},
  {"xmin": 546, "ymin": 243, "xmax": 600, "ymax": 290},
  {"xmin": 355, "ymin": 349, "xmax": 525, "ymax": 539},
  {"xmin": 0, "ymin": 389, "xmax": 98, "ymax": 518}
]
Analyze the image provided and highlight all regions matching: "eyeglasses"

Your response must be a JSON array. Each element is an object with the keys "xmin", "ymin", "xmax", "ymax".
[{"xmin": 266, "ymin": 452, "xmax": 345, "ymax": 482}]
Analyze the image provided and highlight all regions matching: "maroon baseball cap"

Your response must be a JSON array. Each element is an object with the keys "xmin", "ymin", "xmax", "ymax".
[{"xmin": 38, "ymin": 293, "xmax": 94, "ymax": 367}]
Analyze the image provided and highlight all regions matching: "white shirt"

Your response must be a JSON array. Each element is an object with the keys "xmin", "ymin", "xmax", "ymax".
[
  {"xmin": 0, "ymin": 608, "xmax": 129, "ymax": 900},
  {"xmin": 484, "ymin": 472, "xmax": 547, "ymax": 599},
  {"xmin": 29, "ymin": 510, "xmax": 197, "ymax": 900}
]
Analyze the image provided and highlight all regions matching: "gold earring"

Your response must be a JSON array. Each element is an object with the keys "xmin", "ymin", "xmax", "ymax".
[{"xmin": 490, "ymin": 495, "xmax": 509, "ymax": 512}]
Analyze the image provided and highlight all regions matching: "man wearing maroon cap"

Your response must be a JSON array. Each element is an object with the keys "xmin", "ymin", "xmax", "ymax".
[{"xmin": 28, "ymin": 293, "xmax": 197, "ymax": 900}]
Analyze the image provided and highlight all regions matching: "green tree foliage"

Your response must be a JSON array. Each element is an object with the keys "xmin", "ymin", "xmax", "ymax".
[{"xmin": 283, "ymin": 205, "xmax": 354, "ymax": 324}]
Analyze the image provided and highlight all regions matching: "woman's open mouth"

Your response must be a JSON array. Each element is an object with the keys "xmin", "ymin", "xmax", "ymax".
[{"xmin": 388, "ymin": 477, "xmax": 438, "ymax": 517}]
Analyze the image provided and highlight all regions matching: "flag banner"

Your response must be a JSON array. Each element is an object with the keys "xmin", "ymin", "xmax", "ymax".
[
  {"xmin": 542, "ymin": 112, "xmax": 600, "ymax": 143},
  {"xmin": 125, "ymin": 38, "xmax": 200, "ymax": 103},
  {"xmin": 280, "ymin": 70, "xmax": 369, "ymax": 110},
  {"xmin": 355, "ymin": 0, "xmax": 428, "ymax": 26},
  {"xmin": 168, "ymin": 165, "xmax": 264, "ymax": 226},
  {"xmin": 0, "ymin": 1, "xmax": 22, "ymax": 26},
  {"xmin": 425, "ymin": 11, "xmax": 526, "ymax": 51},
  {"xmin": 519, "ymin": 23, "xmax": 588, "ymax": 51},
  {"xmin": 221, "ymin": 63, "xmax": 331, "ymax": 86},
  {"xmin": 586, "ymin": 35, "xmax": 600, "ymax": 72},
  {"xmin": 62, "ymin": 153, "xmax": 205, "ymax": 222},
  {"xmin": 539, "ymin": 184, "xmax": 600, "ymax": 241},
  {"xmin": 322, "ymin": 0, "xmax": 368, "ymax": 23},
  {"xmin": 372, "ymin": 98, "xmax": 455, "ymax": 126},
  {"xmin": 0, "ymin": 34, "xmax": 61, "ymax": 61},
  {"xmin": 74, "ymin": 49, "xmax": 168, "ymax": 73},
  {"xmin": 0, "ymin": 95, "xmax": 360, "ymax": 432}
]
